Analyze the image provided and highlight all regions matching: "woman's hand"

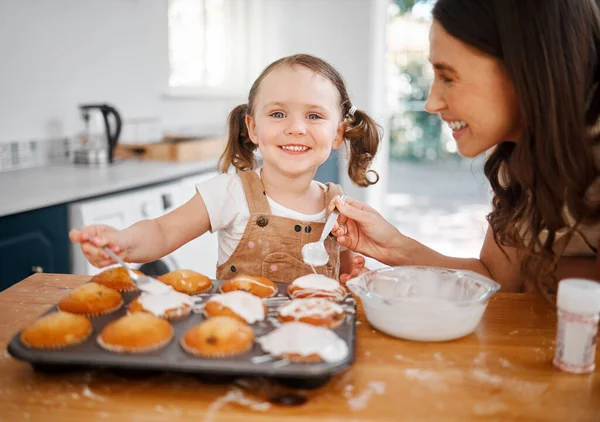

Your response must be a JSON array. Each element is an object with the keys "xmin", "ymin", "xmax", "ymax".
[
  {"xmin": 330, "ymin": 196, "xmax": 414, "ymax": 266},
  {"xmin": 69, "ymin": 225, "xmax": 131, "ymax": 268}
]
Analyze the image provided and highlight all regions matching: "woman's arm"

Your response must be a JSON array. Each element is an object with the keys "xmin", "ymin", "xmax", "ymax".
[
  {"xmin": 397, "ymin": 228, "xmax": 523, "ymax": 291},
  {"xmin": 332, "ymin": 197, "xmax": 522, "ymax": 291},
  {"xmin": 555, "ymin": 256, "xmax": 600, "ymax": 281},
  {"xmin": 555, "ymin": 235, "xmax": 600, "ymax": 281}
]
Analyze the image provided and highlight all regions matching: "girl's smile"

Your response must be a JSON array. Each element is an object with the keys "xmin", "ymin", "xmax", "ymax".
[{"xmin": 279, "ymin": 144, "xmax": 311, "ymax": 154}]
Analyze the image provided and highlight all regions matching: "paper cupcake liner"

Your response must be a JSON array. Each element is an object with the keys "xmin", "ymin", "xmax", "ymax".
[
  {"xmin": 58, "ymin": 298, "xmax": 124, "ymax": 317},
  {"xmin": 80, "ymin": 300, "xmax": 124, "ymax": 318},
  {"xmin": 288, "ymin": 290, "xmax": 346, "ymax": 303},
  {"xmin": 21, "ymin": 327, "xmax": 93, "ymax": 350},
  {"xmin": 179, "ymin": 338, "xmax": 253, "ymax": 359},
  {"xmin": 127, "ymin": 303, "xmax": 192, "ymax": 321},
  {"xmin": 218, "ymin": 284, "xmax": 277, "ymax": 299},
  {"xmin": 278, "ymin": 314, "xmax": 344, "ymax": 330},
  {"xmin": 97, "ymin": 332, "xmax": 173, "ymax": 354},
  {"xmin": 279, "ymin": 352, "xmax": 323, "ymax": 364}
]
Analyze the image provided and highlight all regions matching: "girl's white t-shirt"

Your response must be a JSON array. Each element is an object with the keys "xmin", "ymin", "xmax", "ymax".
[{"xmin": 196, "ymin": 169, "xmax": 327, "ymax": 265}]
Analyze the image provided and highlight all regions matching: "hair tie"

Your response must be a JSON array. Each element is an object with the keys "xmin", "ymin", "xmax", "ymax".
[{"xmin": 348, "ymin": 105, "xmax": 357, "ymax": 117}]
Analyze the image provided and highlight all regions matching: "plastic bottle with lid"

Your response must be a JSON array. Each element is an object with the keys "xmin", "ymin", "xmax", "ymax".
[{"xmin": 553, "ymin": 278, "xmax": 600, "ymax": 374}]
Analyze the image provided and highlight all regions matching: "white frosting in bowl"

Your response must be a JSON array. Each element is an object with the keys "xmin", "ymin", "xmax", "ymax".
[
  {"xmin": 257, "ymin": 322, "xmax": 349, "ymax": 363},
  {"xmin": 206, "ymin": 291, "xmax": 265, "ymax": 324}
]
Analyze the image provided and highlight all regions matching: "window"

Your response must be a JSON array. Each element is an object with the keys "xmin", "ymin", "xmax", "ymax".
[
  {"xmin": 167, "ymin": 0, "xmax": 258, "ymax": 97},
  {"xmin": 387, "ymin": 0, "xmax": 458, "ymax": 161}
]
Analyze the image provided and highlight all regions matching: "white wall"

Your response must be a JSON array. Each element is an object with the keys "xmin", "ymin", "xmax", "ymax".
[
  {"xmin": 0, "ymin": 0, "xmax": 239, "ymax": 141},
  {"xmin": 0, "ymin": 0, "xmax": 387, "ymax": 198},
  {"xmin": 258, "ymin": 0, "xmax": 385, "ymax": 200}
]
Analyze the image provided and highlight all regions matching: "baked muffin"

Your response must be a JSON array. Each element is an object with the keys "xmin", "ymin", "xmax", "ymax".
[
  {"xmin": 220, "ymin": 275, "xmax": 277, "ymax": 298},
  {"xmin": 20, "ymin": 311, "xmax": 92, "ymax": 349},
  {"xmin": 288, "ymin": 274, "xmax": 347, "ymax": 302},
  {"xmin": 128, "ymin": 290, "xmax": 192, "ymax": 320},
  {"xmin": 278, "ymin": 298, "xmax": 345, "ymax": 329},
  {"xmin": 97, "ymin": 313, "xmax": 173, "ymax": 353},
  {"xmin": 157, "ymin": 269, "xmax": 212, "ymax": 295},
  {"xmin": 90, "ymin": 267, "xmax": 144, "ymax": 292},
  {"xmin": 181, "ymin": 316, "xmax": 254, "ymax": 358},
  {"xmin": 257, "ymin": 322, "xmax": 349, "ymax": 363},
  {"xmin": 204, "ymin": 291, "xmax": 267, "ymax": 324},
  {"xmin": 58, "ymin": 282, "xmax": 123, "ymax": 316}
]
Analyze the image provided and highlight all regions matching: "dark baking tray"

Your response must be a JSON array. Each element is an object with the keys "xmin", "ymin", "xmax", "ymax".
[{"xmin": 7, "ymin": 280, "xmax": 356, "ymax": 388}]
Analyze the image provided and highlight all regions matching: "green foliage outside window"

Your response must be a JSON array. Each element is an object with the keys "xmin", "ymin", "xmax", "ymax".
[{"xmin": 388, "ymin": 0, "xmax": 459, "ymax": 162}]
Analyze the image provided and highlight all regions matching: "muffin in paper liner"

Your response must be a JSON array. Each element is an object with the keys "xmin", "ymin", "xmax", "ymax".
[
  {"xmin": 287, "ymin": 274, "xmax": 347, "ymax": 303},
  {"xmin": 203, "ymin": 291, "xmax": 267, "ymax": 324},
  {"xmin": 21, "ymin": 311, "xmax": 93, "ymax": 349},
  {"xmin": 157, "ymin": 269, "xmax": 212, "ymax": 295},
  {"xmin": 277, "ymin": 298, "xmax": 346, "ymax": 329},
  {"xmin": 97, "ymin": 313, "xmax": 173, "ymax": 353},
  {"xmin": 90, "ymin": 267, "xmax": 144, "ymax": 292},
  {"xmin": 257, "ymin": 322, "xmax": 349, "ymax": 364},
  {"xmin": 220, "ymin": 275, "xmax": 277, "ymax": 298},
  {"xmin": 58, "ymin": 282, "xmax": 123, "ymax": 317},
  {"xmin": 180, "ymin": 316, "xmax": 254, "ymax": 358},
  {"xmin": 128, "ymin": 295, "xmax": 192, "ymax": 321}
]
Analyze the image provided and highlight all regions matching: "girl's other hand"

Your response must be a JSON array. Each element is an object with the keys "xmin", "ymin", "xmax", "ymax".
[
  {"xmin": 68, "ymin": 224, "xmax": 129, "ymax": 268},
  {"xmin": 340, "ymin": 254, "xmax": 368, "ymax": 285}
]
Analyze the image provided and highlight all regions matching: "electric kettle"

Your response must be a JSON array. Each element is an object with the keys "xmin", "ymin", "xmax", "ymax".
[{"xmin": 74, "ymin": 103, "xmax": 122, "ymax": 165}]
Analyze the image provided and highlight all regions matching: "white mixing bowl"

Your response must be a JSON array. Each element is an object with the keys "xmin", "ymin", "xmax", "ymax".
[{"xmin": 346, "ymin": 266, "xmax": 500, "ymax": 342}]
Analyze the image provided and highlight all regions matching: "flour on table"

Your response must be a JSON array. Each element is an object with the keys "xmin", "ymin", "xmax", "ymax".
[{"xmin": 82, "ymin": 385, "xmax": 106, "ymax": 402}]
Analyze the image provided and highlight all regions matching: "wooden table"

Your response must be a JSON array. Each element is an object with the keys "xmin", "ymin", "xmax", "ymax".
[{"xmin": 0, "ymin": 274, "xmax": 598, "ymax": 422}]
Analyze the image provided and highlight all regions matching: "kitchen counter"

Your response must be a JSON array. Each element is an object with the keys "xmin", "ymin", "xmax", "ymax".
[
  {"xmin": 1, "ymin": 274, "xmax": 599, "ymax": 421},
  {"xmin": 0, "ymin": 158, "xmax": 219, "ymax": 218}
]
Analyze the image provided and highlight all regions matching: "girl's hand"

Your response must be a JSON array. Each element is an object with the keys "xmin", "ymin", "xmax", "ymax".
[
  {"xmin": 330, "ymin": 196, "xmax": 413, "ymax": 266},
  {"xmin": 340, "ymin": 255, "xmax": 369, "ymax": 285},
  {"xmin": 68, "ymin": 225, "xmax": 131, "ymax": 268}
]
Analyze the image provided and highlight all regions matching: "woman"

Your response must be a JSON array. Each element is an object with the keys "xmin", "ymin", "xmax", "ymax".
[{"xmin": 334, "ymin": 0, "xmax": 600, "ymax": 295}]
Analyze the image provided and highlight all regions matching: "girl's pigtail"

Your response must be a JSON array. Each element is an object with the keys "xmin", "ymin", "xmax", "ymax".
[
  {"xmin": 218, "ymin": 104, "xmax": 258, "ymax": 173},
  {"xmin": 344, "ymin": 109, "xmax": 382, "ymax": 186}
]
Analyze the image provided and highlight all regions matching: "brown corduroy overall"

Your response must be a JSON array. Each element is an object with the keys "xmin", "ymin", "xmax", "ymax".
[{"xmin": 215, "ymin": 170, "xmax": 343, "ymax": 283}]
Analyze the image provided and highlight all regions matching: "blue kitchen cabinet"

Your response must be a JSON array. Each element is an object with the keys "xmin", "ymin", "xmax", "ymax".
[
  {"xmin": 0, "ymin": 204, "xmax": 70, "ymax": 291},
  {"xmin": 315, "ymin": 152, "xmax": 339, "ymax": 184}
]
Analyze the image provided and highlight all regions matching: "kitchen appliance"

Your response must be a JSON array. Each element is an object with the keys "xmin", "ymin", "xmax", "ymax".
[{"xmin": 73, "ymin": 103, "xmax": 122, "ymax": 165}]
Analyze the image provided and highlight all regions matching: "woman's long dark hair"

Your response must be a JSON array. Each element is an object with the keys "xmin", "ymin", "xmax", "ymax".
[{"xmin": 432, "ymin": 0, "xmax": 600, "ymax": 293}]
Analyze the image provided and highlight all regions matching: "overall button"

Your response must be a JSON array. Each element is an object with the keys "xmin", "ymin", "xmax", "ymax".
[
  {"xmin": 305, "ymin": 226, "xmax": 312, "ymax": 233},
  {"xmin": 230, "ymin": 265, "xmax": 237, "ymax": 273},
  {"xmin": 257, "ymin": 216, "xmax": 268, "ymax": 227},
  {"xmin": 294, "ymin": 225, "xmax": 302, "ymax": 232}
]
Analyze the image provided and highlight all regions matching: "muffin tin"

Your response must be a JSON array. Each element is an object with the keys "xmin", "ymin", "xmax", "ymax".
[{"xmin": 7, "ymin": 280, "xmax": 357, "ymax": 388}]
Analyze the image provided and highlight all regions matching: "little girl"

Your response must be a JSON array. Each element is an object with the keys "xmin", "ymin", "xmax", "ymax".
[{"xmin": 70, "ymin": 54, "xmax": 381, "ymax": 283}]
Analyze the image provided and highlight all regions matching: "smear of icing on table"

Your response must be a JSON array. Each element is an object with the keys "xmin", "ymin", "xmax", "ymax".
[
  {"xmin": 343, "ymin": 381, "xmax": 386, "ymax": 411},
  {"xmin": 204, "ymin": 388, "xmax": 271, "ymax": 422}
]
